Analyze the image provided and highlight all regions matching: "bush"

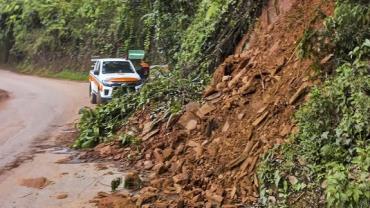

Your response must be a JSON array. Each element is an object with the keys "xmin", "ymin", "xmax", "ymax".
[{"xmin": 298, "ymin": 1, "xmax": 370, "ymax": 65}]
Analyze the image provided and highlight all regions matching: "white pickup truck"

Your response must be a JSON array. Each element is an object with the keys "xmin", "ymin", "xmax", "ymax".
[{"xmin": 89, "ymin": 58, "xmax": 142, "ymax": 104}]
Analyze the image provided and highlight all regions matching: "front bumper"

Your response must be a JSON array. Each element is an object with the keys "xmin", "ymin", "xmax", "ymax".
[{"xmin": 99, "ymin": 83, "xmax": 142, "ymax": 100}]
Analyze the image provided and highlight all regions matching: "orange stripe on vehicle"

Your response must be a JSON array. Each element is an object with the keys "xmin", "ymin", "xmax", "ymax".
[
  {"xmin": 109, "ymin": 77, "xmax": 139, "ymax": 83},
  {"xmin": 89, "ymin": 75, "xmax": 103, "ymax": 91}
]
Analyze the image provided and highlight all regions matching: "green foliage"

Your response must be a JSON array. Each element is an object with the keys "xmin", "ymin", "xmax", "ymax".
[
  {"xmin": 144, "ymin": 1, "xmax": 201, "ymax": 62},
  {"xmin": 110, "ymin": 177, "xmax": 122, "ymax": 192},
  {"xmin": 74, "ymin": 69, "xmax": 209, "ymax": 148},
  {"xmin": 175, "ymin": 0, "xmax": 264, "ymax": 72},
  {"xmin": 0, "ymin": 0, "xmax": 199, "ymax": 69},
  {"xmin": 325, "ymin": 1, "xmax": 370, "ymax": 60},
  {"xmin": 298, "ymin": 1, "xmax": 370, "ymax": 64},
  {"xmin": 18, "ymin": 67, "xmax": 88, "ymax": 81},
  {"xmin": 0, "ymin": 0, "xmax": 263, "ymax": 76},
  {"xmin": 326, "ymin": 153, "xmax": 370, "ymax": 208},
  {"xmin": 175, "ymin": 0, "xmax": 231, "ymax": 68},
  {"xmin": 259, "ymin": 40, "xmax": 370, "ymax": 207},
  {"xmin": 260, "ymin": 2, "xmax": 370, "ymax": 205},
  {"xmin": 120, "ymin": 134, "xmax": 139, "ymax": 147}
]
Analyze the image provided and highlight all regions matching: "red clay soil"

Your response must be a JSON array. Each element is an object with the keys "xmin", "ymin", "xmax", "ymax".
[
  {"xmin": 91, "ymin": 192, "xmax": 136, "ymax": 208},
  {"xmin": 89, "ymin": 0, "xmax": 335, "ymax": 207}
]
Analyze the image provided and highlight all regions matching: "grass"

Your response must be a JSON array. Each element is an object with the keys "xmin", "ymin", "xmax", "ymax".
[
  {"xmin": 18, "ymin": 67, "xmax": 88, "ymax": 81},
  {"xmin": 49, "ymin": 69, "xmax": 88, "ymax": 81}
]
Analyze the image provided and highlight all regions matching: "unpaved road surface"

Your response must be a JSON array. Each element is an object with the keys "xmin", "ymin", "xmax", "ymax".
[
  {"xmin": 0, "ymin": 70, "xmax": 88, "ymax": 170},
  {"xmin": 0, "ymin": 70, "xmax": 125, "ymax": 208},
  {"xmin": 0, "ymin": 149, "xmax": 124, "ymax": 208}
]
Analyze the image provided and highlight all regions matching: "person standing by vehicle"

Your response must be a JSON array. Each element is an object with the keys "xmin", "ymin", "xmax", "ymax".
[{"xmin": 139, "ymin": 60, "xmax": 150, "ymax": 79}]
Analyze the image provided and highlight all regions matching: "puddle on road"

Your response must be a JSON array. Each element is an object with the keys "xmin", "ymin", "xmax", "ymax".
[
  {"xmin": 50, "ymin": 147, "xmax": 75, "ymax": 154},
  {"xmin": 49, "ymin": 147, "xmax": 89, "ymax": 165}
]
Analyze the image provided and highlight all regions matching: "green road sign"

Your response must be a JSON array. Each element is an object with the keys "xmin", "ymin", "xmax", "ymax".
[{"xmin": 128, "ymin": 50, "xmax": 145, "ymax": 60}]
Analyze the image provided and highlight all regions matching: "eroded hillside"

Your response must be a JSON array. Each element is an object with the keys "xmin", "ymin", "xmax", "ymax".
[{"xmin": 85, "ymin": 0, "xmax": 370, "ymax": 207}]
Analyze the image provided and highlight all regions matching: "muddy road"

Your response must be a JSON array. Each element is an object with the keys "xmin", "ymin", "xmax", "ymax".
[
  {"xmin": 0, "ymin": 70, "xmax": 125, "ymax": 208},
  {"xmin": 0, "ymin": 70, "xmax": 88, "ymax": 171}
]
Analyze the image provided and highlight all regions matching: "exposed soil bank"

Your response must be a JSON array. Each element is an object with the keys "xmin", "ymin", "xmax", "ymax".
[{"xmin": 86, "ymin": 0, "xmax": 335, "ymax": 206}]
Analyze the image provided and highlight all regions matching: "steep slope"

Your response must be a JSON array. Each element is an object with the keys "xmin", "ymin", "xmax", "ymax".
[{"xmin": 88, "ymin": 0, "xmax": 336, "ymax": 207}]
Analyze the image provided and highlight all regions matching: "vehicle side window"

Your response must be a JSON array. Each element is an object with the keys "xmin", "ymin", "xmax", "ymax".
[{"xmin": 95, "ymin": 62, "xmax": 100, "ymax": 75}]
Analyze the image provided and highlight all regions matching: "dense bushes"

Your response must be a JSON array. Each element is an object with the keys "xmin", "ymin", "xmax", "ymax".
[
  {"xmin": 0, "ymin": 0, "xmax": 201, "ymax": 69},
  {"xmin": 299, "ymin": 0, "xmax": 370, "ymax": 66},
  {"xmin": 258, "ymin": 1, "xmax": 370, "ymax": 207},
  {"xmin": 0, "ymin": 0, "xmax": 264, "ymax": 73},
  {"xmin": 175, "ymin": 0, "xmax": 265, "ymax": 73}
]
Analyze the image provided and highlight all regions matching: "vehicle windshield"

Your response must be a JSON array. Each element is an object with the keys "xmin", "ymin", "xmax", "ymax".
[{"xmin": 102, "ymin": 61, "xmax": 134, "ymax": 74}]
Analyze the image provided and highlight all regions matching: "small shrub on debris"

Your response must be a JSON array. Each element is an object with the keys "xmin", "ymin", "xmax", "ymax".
[{"xmin": 298, "ymin": 1, "xmax": 370, "ymax": 68}]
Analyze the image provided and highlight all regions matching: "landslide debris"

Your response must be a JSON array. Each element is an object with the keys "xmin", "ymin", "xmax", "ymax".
[
  {"xmin": 19, "ymin": 177, "xmax": 51, "ymax": 189},
  {"xmin": 88, "ymin": 0, "xmax": 335, "ymax": 206},
  {"xmin": 91, "ymin": 192, "xmax": 136, "ymax": 208},
  {"xmin": 55, "ymin": 193, "xmax": 68, "ymax": 200}
]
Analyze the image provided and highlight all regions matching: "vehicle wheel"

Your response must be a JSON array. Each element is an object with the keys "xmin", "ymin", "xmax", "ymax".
[
  {"xmin": 96, "ymin": 93, "xmax": 102, "ymax": 105},
  {"xmin": 90, "ymin": 85, "xmax": 97, "ymax": 104}
]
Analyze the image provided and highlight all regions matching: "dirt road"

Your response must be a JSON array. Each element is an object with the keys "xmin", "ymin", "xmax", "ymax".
[
  {"xmin": 0, "ymin": 70, "xmax": 88, "ymax": 170},
  {"xmin": 0, "ymin": 70, "xmax": 126, "ymax": 208}
]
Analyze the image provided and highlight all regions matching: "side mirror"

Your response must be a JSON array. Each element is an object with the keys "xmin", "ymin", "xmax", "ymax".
[{"xmin": 93, "ymin": 69, "xmax": 99, "ymax": 75}]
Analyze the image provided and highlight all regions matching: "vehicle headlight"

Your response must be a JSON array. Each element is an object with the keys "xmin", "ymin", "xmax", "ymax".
[{"xmin": 102, "ymin": 80, "xmax": 114, "ymax": 87}]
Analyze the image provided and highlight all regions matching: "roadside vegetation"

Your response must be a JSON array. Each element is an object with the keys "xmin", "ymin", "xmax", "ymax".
[
  {"xmin": 0, "ymin": 0, "xmax": 262, "ymax": 73},
  {"xmin": 258, "ymin": 1, "xmax": 370, "ymax": 207},
  {"xmin": 17, "ymin": 67, "xmax": 88, "ymax": 81},
  {"xmin": 72, "ymin": 0, "xmax": 265, "ymax": 147}
]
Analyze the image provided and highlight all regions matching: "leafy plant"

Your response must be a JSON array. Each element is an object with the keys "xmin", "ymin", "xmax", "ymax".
[
  {"xmin": 120, "ymin": 134, "xmax": 139, "ymax": 147},
  {"xmin": 297, "ymin": 0, "xmax": 370, "ymax": 66}
]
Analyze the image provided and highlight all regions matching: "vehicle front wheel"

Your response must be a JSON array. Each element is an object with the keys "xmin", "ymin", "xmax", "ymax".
[
  {"xmin": 96, "ymin": 93, "xmax": 102, "ymax": 105},
  {"xmin": 90, "ymin": 85, "xmax": 97, "ymax": 104}
]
